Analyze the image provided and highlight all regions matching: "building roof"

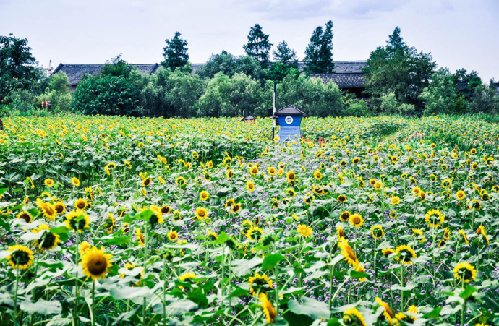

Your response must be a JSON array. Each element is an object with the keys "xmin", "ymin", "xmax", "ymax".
[
  {"xmin": 310, "ymin": 73, "xmax": 365, "ymax": 88},
  {"xmin": 275, "ymin": 105, "xmax": 306, "ymax": 116},
  {"xmin": 52, "ymin": 60, "xmax": 368, "ymax": 87},
  {"xmin": 52, "ymin": 63, "xmax": 160, "ymax": 86}
]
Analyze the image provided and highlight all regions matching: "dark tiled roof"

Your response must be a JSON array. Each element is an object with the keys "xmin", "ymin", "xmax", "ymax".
[
  {"xmin": 310, "ymin": 73, "xmax": 365, "ymax": 88},
  {"xmin": 53, "ymin": 64, "xmax": 160, "ymax": 86},
  {"xmin": 275, "ymin": 105, "xmax": 305, "ymax": 116},
  {"xmin": 296, "ymin": 60, "xmax": 367, "ymax": 73}
]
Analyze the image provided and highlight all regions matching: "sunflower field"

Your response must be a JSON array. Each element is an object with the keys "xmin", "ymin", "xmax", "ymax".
[{"xmin": 0, "ymin": 114, "xmax": 498, "ymax": 326}]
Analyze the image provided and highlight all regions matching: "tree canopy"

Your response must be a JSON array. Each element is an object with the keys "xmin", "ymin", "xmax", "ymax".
[
  {"xmin": 243, "ymin": 24, "xmax": 272, "ymax": 69},
  {"xmin": 0, "ymin": 34, "xmax": 42, "ymax": 104},
  {"xmin": 364, "ymin": 27, "xmax": 436, "ymax": 114},
  {"xmin": 303, "ymin": 21, "xmax": 334, "ymax": 74},
  {"xmin": 162, "ymin": 32, "xmax": 190, "ymax": 72}
]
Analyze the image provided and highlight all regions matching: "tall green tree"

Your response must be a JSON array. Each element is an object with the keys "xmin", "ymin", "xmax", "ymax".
[
  {"xmin": 303, "ymin": 20, "xmax": 334, "ymax": 74},
  {"xmin": 243, "ymin": 24, "xmax": 272, "ymax": 69},
  {"xmin": 0, "ymin": 34, "xmax": 42, "ymax": 104},
  {"xmin": 73, "ymin": 57, "xmax": 145, "ymax": 116},
  {"xmin": 162, "ymin": 32, "xmax": 190, "ymax": 72},
  {"xmin": 196, "ymin": 51, "xmax": 265, "ymax": 81},
  {"xmin": 452, "ymin": 68, "xmax": 482, "ymax": 101},
  {"xmin": 364, "ymin": 26, "xmax": 436, "ymax": 114},
  {"xmin": 273, "ymin": 41, "xmax": 298, "ymax": 68}
]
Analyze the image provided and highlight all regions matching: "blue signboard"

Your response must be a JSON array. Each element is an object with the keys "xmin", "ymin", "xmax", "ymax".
[{"xmin": 278, "ymin": 116, "xmax": 302, "ymax": 144}]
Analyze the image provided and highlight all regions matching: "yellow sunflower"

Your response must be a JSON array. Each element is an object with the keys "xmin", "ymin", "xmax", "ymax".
[
  {"xmin": 391, "ymin": 196, "xmax": 401, "ymax": 205},
  {"xmin": 54, "ymin": 202, "xmax": 66, "ymax": 215},
  {"xmin": 456, "ymin": 190, "xmax": 466, "ymax": 200},
  {"xmin": 249, "ymin": 166, "xmax": 258, "ymax": 176},
  {"xmin": 249, "ymin": 273, "xmax": 273, "ymax": 295},
  {"xmin": 425, "ymin": 209, "xmax": 445, "ymax": 228},
  {"xmin": 246, "ymin": 181, "xmax": 255, "ymax": 192},
  {"xmin": 231, "ymin": 203, "xmax": 241, "ymax": 214},
  {"xmin": 36, "ymin": 199, "xmax": 56, "ymax": 221},
  {"xmin": 297, "ymin": 224, "xmax": 313, "ymax": 238},
  {"xmin": 71, "ymin": 177, "xmax": 80, "ymax": 187},
  {"xmin": 246, "ymin": 226, "xmax": 264, "ymax": 242},
  {"xmin": 349, "ymin": 213, "xmax": 363, "ymax": 228},
  {"xmin": 74, "ymin": 198, "xmax": 88, "ymax": 210},
  {"xmin": 7, "ymin": 245, "xmax": 34, "ymax": 270},
  {"xmin": 44, "ymin": 179, "xmax": 55, "ymax": 187},
  {"xmin": 207, "ymin": 231, "xmax": 218, "ymax": 241},
  {"xmin": 168, "ymin": 230, "xmax": 178, "ymax": 242},
  {"xmin": 375, "ymin": 297, "xmax": 396, "ymax": 325},
  {"xmin": 476, "ymin": 226, "xmax": 490, "ymax": 244},
  {"xmin": 458, "ymin": 229, "xmax": 469, "ymax": 244},
  {"xmin": 337, "ymin": 194, "xmax": 347, "ymax": 203},
  {"xmin": 80, "ymin": 246, "xmax": 113, "ymax": 281},
  {"xmin": 382, "ymin": 248, "xmax": 395, "ymax": 257},
  {"xmin": 343, "ymin": 307, "xmax": 367, "ymax": 326},
  {"xmin": 136, "ymin": 228, "xmax": 145, "ymax": 246},
  {"xmin": 339, "ymin": 211, "xmax": 351, "ymax": 222},
  {"xmin": 80, "ymin": 241, "xmax": 91, "ymax": 255},
  {"xmin": 64, "ymin": 210, "xmax": 90, "ymax": 233},
  {"xmin": 453, "ymin": 262, "xmax": 477, "ymax": 284},
  {"xmin": 267, "ymin": 167, "xmax": 276, "ymax": 176},
  {"xmin": 16, "ymin": 211, "xmax": 33, "ymax": 223},
  {"xmin": 395, "ymin": 245, "xmax": 417, "ymax": 265},
  {"xmin": 195, "ymin": 207, "xmax": 208, "ymax": 220},
  {"xmin": 336, "ymin": 226, "xmax": 345, "ymax": 241},
  {"xmin": 175, "ymin": 176, "xmax": 186, "ymax": 186},
  {"xmin": 33, "ymin": 224, "xmax": 60, "ymax": 251},
  {"xmin": 412, "ymin": 229, "xmax": 426, "ymax": 243},
  {"xmin": 142, "ymin": 177, "xmax": 152, "ymax": 187},
  {"xmin": 161, "ymin": 205, "xmax": 171, "ymax": 215},
  {"xmin": 313, "ymin": 170, "xmax": 322, "ymax": 180},
  {"xmin": 370, "ymin": 225, "xmax": 384, "ymax": 240},
  {"xmin": 339, "ymin": 239, "xmax": 359, "ymax": 267},
  {"xmin": 200, "ymin": 191, "xmax": 209, "ymax": 201},
  {"xmin": 259, "ymin": 293, "xmax": 277, "ymax": 324}
]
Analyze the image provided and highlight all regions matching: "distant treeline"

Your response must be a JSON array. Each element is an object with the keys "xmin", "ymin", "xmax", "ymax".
[{"xmin": 1, "ymin": 25, "xmax": 498, "ymax": 117}]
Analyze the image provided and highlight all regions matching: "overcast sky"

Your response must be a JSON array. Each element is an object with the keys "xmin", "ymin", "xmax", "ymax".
[{"xmin": 1, "ymin": 0, "xmax": 498, "ymax": 82}]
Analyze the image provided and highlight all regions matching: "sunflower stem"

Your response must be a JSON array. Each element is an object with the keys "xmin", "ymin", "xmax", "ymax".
[
  {"xmin": 143, "ymin": 223, "xmax": 149, "ymax": 326},
  {"xmin": 91, "ymin": 279, "xmax": 95, "ymax": 326},
  {"xmin": 162, "ymin": 252, "xmax": 167, "ymax": 326},
  {"xmin": 73, "ymin": 232, "xmax": 80, "ymax": 326},
  {"xmin": 400, "ymin": 265, "xmax": 405, "ymax": 311},
  {"xmin": 461, "ymin": 279, "xmax": 466, "ymax": 326},
  {"xmin": 14, "ymin": 266, "xmax": 19, "ymax": 326}
]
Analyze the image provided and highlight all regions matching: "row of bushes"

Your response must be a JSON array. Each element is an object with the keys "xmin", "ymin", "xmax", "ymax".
[{"xmin": 3, "ymin": 63, "xmax": 498, "ymax": 118}]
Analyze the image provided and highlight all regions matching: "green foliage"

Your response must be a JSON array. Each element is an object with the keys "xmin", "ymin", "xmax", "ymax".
[
  {"xmin": 141, "ymin": 67, "xmax": 204, "ymax": 117},
  {"xmin": 162, "ymin": 31, "xmax": 190, "ymax": 72},
  {"xmin": 196, "ymin": 51, "xmax": 265, "ymax": 81},
  {"xmin": 470, "ymin": 85, "xmax": 499, "ymax": 114},
  {"xmin": 38, "ymin": 72, "xmax": 72, "ymax": 113},
  {"xmin": 364, "ymin": 26, "xmax": 436, "ymax": 114},
  {"xmin": 72, "ymin": 58, "xmax": 145, "ymax": 116},
  {"xmin": 0, "ymin": 34, "xmax": 43, "ymax": 105},
  {"xmin": 420, "ymin": 68, "xmax": 467, "ymax": 115},
  {"xmin": 273, "ymin": 41, "xmax": 298, "ymax": 69},
  {"xmin": 343, "ymin": 94, "xmax": 371, "ymax": 117},
  {"xmin": 277, "ymin": 74, "xmax": 343, "ymax": 117},
  {"xmin": 453, "ymin": 68, "xmax": 482, "ymax": 101},
  {"xmin": 243, "ymin": 24, "xmax": 272, "ymax": 69},
  {"xmin": 304, "ymin": 21, "xmax": 334, "ymax": 74},
  {"xmin": 197, "ymin": 72, "xmax": 264, "ymax": 117}
]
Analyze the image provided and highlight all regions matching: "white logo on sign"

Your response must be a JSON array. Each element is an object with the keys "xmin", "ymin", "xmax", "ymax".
[{"xmin": 285, "ymin": 116, "xmax": 293, "ymax": 124}]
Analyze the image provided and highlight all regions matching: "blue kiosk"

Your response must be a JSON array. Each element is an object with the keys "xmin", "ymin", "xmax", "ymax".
[{"xmin": 275, "ymin": 105, "xmax": 305, "ymax": 144}]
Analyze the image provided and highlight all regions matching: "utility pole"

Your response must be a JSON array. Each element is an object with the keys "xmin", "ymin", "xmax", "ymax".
[{"xmin": 272, "ymin": 81, "xmax": 276, "ymax": 139}]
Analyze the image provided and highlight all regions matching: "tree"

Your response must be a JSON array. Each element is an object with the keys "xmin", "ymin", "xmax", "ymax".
[
  {"xmin": 162, "ymin": 32, "xmax": 190, "ymax": 72},
  {"xmin": 420, "ymin": 68, "xmax": 467, "ymax": 115},
  {"xmin": 364, "ymin": 26, "xmax": 436, "ymax": 114},
  {"xmin": 196, "ymin": 51, "xmax": 265, "ymax": 81},
  {"xmin": 72, "ymin": 58, "xmax": 145, "ymax": 116},
  {"xmin": 39, "ymin": 72, "xmax": 72, "ymax": 112},
  {"xmin": 0, "ymin": 34, "xmax": 42, "ymax": 104},
  {"xmin": 304, "ymin": 21, "xmax": 334, "ymax": 74},
  {"xmin": 197, "ymin": 72, "xmax": 263, "ymax": 117},
  {"xmin": 243, "ymin": 24, "xmax": 272, "ymax": 69},
  {"xmin": 273, "ymin": 41, "xmax": 298, "ymax": 68},
  {"xmin": 452, "ymin": 68, "xmax": 482, "ymax": 102}
]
